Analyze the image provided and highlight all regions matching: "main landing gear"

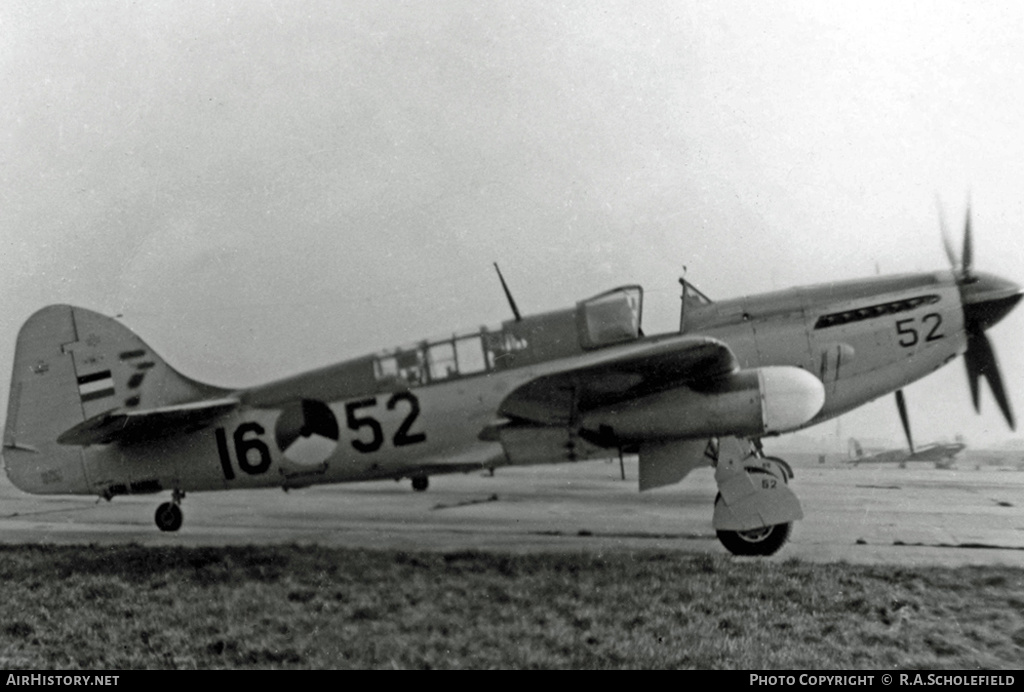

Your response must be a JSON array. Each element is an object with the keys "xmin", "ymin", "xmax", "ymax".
[
  {"xmin": 715, "ymin": 516, "xmax": 793, "ymax": 557},
  {"xmin": 155, "ymin": 489, "xmax": 185, "ymax": 532},
  {"xmin": 411, "ymin": 475, "xmax": 429, "ymax": 492},
  {"xmin": 711, "ymin": 438, "xmax": 801, "ymax": 557}
]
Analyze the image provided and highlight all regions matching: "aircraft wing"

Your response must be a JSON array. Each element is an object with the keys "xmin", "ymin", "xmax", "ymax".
[
  {"xmin": 57, "ymin": 398, "xmax": 240, "ymax": 446},
  {"xmin": 851, "ymin": 450, "xmax": 906, "ymax": 464},
  {"xmin": 908, "ymin": 443, "xmax": 964, "ymax": 462},
  {"xmin": 497, "ymin": 335, "xmax": 738, "ymax": 426}
]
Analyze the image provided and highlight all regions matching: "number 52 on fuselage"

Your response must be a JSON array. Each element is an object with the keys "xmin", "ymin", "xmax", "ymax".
[{"xmin": 3, "ymin": 235, "xmax": 1020, "ymax": 555}]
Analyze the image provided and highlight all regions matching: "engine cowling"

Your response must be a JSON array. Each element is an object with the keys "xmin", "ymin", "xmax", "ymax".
[{"xmin": 579, "ymin": 366, "xmax": 824, "ymax": 442}]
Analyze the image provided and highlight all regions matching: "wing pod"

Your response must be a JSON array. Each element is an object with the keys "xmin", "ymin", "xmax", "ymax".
[
  {"xmin": 579, "ymin": 366, "xmax": 824, "ymax": 442},
  {"xmin": 757, "ymin": 366, "xmax": 826, "ymax": 434}
]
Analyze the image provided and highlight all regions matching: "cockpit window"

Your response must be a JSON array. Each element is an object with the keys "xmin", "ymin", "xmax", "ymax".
[
  {"xmin": 455, "ymin": 335, "xmax": 487, "ymax": 375},
  {"xmin": 374, "ymin": 328, "xmax": 511, "ymax": 384},
  {"xmin": 427, "ymin": 341, "xmax": 456, "ymax": 380},
  {"xmin": 577, "ymin": 286, "xmax": 643, "ymax": 349},
  {"xmin": 680, "ymin": 278, "xmax": 713, "ymax": 306}
]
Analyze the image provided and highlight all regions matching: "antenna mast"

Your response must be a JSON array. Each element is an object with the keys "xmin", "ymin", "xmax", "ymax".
[
  {"xmin": 678, "ymin": 265, "xmax": 688, "ymax": 331},
  {"xmin": 493, "ymin": 263, "xmax": 522, "ymax": 322}
]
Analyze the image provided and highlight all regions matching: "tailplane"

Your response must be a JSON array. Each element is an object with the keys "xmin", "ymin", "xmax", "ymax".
[{"xmin": 3, "ymin": 305, "xmax": 229, "ymax": 494}]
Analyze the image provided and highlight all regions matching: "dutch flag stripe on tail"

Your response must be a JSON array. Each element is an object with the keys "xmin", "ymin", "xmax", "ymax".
[{"xmin": 77, "ymin": 370, "xmax": 115, "ymax": 402}]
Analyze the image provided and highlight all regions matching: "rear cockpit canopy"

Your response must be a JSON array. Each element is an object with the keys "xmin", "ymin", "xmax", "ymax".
[{"xmin": 371, "ymin": 286, "xmax": 645, "ymax": 386}]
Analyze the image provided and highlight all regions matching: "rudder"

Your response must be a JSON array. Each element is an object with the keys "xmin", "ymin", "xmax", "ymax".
[{"xmin": 3, "ymin": 305, "xmax": 228, "ymax": 494}]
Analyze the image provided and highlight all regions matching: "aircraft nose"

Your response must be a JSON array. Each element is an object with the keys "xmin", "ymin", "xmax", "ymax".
[{"xmin": 961, "ymin": 271, "xmax": 1023, "ymax": 332}]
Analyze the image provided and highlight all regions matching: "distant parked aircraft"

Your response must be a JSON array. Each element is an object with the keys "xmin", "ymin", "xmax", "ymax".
[{"xmin": 847, "ymin": 436, "xmax": 966, "ymax": 469}]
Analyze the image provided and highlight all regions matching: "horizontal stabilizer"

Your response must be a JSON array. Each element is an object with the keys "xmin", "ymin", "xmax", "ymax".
[{"xmin": 57, "ymin": 398, "xmax": 239, "ymax": 446}]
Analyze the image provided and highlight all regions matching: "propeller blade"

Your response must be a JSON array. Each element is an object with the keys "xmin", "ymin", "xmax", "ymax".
[
  {"xmin": 940, "ymin": 198, "xmax": 1018, "ymax": 431},
  {"xmin": 895, "ymin": 389, "xmax": 914, "ymax": 454},
  {"xmin": 936, "ymin": 197, "xmax": 959, "ymax": 270},
  {"xmin": 969, "ymin": 331, "xmax": 1016, "ymax": 430},
  {"xmin": 962, "ymin": 203, "xmax": 974, "ymax": 279},
  {"xmin": 964, "ymin": 341, "xmax": 982, "ymax": 413}
]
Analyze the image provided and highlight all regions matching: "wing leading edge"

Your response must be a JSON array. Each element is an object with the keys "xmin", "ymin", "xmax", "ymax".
[{"xmin": 496, "ymin": 334, "xmax": 739, "ymax": 427}]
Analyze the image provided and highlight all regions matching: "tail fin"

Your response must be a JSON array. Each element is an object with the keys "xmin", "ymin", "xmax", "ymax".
[{"xmin": 3, "ymin": 305, "xmax": 228, "ymax": 494}]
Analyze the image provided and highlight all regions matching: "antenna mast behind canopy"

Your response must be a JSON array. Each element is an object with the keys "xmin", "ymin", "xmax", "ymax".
[{"xmin": 493, "ymin": 263, "xmax": 522, "ymax": 322}]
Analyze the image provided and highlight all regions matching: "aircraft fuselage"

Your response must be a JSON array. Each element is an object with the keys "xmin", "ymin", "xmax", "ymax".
[{"xmin": 20, "ymin": 270, "xmax": 971, "ymax": 499}]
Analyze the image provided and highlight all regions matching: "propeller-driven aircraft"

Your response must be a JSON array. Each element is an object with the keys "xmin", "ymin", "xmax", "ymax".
[
  {"xmin": 3, "ymin": 208, "xmax": 1020, "ymax": 555},
  {"xmin": 847, "ymin": 437, "xmax": 966, "ymax": 469}
]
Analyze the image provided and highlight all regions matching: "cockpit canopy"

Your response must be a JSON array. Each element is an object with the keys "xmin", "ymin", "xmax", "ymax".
[
  {"xmin": 371, "ymin": 286, "xmax": 644, "ymax": 386},
  {"xmin": 576, "ymin": 285, "xmax": 643, "ymax": 349}
]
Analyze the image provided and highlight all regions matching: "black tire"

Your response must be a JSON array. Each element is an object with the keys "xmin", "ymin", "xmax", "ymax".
[
  {"xmin": 411, "ymin": 475, "xmax": 429, "ymax": 492},
  {"xmin": 155, "ymin": 502, "xmax": 183, "ymax": 532},
  {"xmin": 716, "ymin": 522, "xmax": 791, "ymax": 556}
]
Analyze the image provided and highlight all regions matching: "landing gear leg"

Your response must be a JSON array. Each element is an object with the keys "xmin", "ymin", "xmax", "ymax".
[
  {"xmin": 411, "ymin": 475, "xmax": 429, "ymax": 492},
  {"xmin": 712, "ymin": 437, "xmax": 802, "ymax": 557},
  {"xmin": 155, "ymin": 489, "xmax": 185, "ymax": 532}
]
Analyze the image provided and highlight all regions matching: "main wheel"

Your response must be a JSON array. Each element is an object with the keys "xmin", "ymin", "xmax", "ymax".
[
  {"xmin": 716, "ymin": 522, "xmax": 791, "ymax": 556},
  {"xmin": 155, "ymin": 502, "xmax": 183, "ymax": 532},
  {"xmin": 411, "ymin": 475, "xmax": 429, "ymax": 492}
]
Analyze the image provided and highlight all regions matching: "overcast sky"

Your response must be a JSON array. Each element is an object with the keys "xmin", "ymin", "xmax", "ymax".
[{"xmin": 3, "ymin": 1, "xmax": 1023, "ymax": 449}]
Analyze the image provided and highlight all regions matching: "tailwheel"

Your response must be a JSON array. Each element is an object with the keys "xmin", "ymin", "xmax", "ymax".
[
  {"xmin": 716, "ymin": 522, "xmax": 792, "ymax": 556},
  {"xmin": 155, "ymin": 502, "xmax": 183, "ymax": 532},
  {"xmin": 411, "ymin": 475, "xmax": 429, "ymax": 492}
]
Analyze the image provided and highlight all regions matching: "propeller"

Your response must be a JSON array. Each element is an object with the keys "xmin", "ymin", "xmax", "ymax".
[
  {"xmin": 963, "ymin": 326, "xmax": 1012, "ymax": 424},
  {"xmin": 937, "ymin": 199, "xmax": 1021, "ymax": 430},
  {"xmin": 936, "ymin": 198, "xmax": 974, "ymax": 282},
  {"xmin": 895, "ymin": 389, "xmax": 914, "ymax": 454}
]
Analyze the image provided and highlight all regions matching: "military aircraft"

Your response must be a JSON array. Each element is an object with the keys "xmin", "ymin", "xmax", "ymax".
[
  {"xmin": 847, "ymin": 437, "xmax": 966, "ymax": 469},
  {"xmin": 3, "ymin": 208, "xmax": 1020, "ymax": 555}
]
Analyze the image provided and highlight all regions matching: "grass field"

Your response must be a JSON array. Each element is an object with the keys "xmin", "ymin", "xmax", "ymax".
[{"xmin": 0, "ymin": 544, "xmax": 1020, "ymax": 669}]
